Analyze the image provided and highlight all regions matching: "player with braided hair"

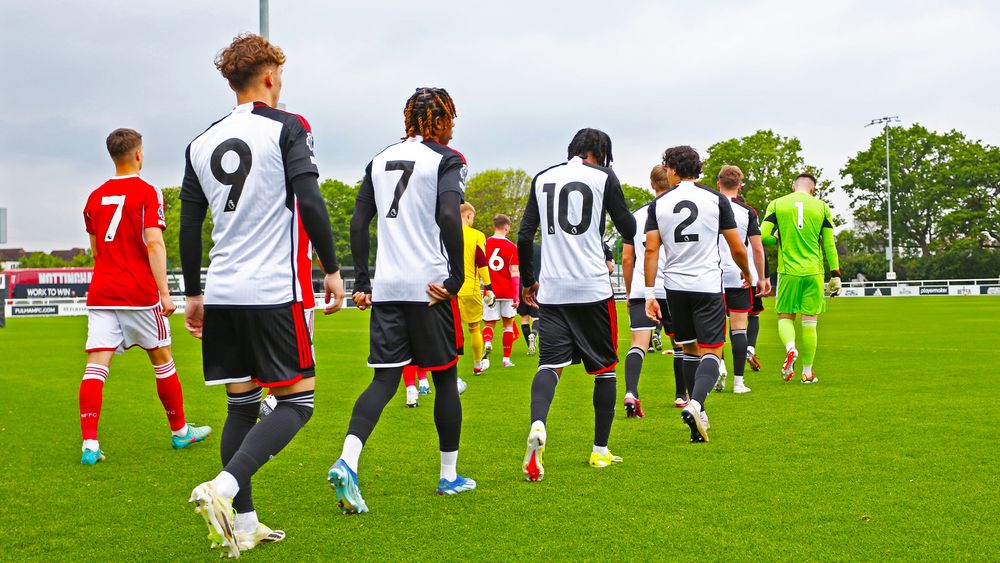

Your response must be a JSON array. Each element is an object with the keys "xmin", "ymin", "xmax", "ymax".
[
  {"xmin": 402, "ymin": 87, "xmax": 458, "ymax": 141},
  {"xmin": 566, "ymin": 128, "xmax": 614, "ymax": 168},
  {"xmin": 330, "ymin": 86, "xmax": 476, "ymax": 508}
]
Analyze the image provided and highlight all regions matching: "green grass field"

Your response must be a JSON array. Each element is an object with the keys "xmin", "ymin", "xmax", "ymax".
[{"xmin": 1, "ymin": 297, "xmax": 997, "ymax": 561}]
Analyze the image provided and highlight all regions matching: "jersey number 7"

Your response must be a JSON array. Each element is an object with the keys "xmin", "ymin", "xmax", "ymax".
[
  {"xmin": 385, "ymin": 160, "xmax": 415, "ymax": 218},
  {"xmin": 211, "ymin": 138, "xmax": 253, "ymax": 213}
]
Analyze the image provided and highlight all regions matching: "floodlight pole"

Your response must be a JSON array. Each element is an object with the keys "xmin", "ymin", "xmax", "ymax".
[
  {"xmin": 866, "ymin": 116, "xmax": 901, "ymax": 279},
  {"xmin": 260, "ymin": 0, "xmax": 269, "ymax": 38}
]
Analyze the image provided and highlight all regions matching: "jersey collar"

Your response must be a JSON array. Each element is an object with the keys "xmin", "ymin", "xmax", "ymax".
[{"xmin": 109, "ymin": 174, "xmax": 140, "ymax": 180}]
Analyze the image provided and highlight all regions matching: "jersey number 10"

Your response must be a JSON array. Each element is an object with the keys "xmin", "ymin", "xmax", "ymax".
[{"xmin": 542, "ymin": 182, "xmax": 593, "ymax": 236}]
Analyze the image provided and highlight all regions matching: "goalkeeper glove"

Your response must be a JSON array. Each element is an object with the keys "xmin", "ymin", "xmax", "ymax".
[
  {"xmin": 483, "ymin": 285, "xmax": 496, "ymax": 307},
  {"xmin": 828, "ymin": 270, "xmax": 842, "ymax": 297}
]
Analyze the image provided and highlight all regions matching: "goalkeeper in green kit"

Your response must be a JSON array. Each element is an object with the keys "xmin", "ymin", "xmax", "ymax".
[{"xmin": 760, "ymin": 173, "xmax": 841, "ymax": 383}]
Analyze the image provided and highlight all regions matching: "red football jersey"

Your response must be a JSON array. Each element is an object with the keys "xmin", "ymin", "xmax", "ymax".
[
  {"xmin": 485, "ymin": 236, "xmax": 519, "ymax": 299},
  {"xmin": 83, "ymin": 175, "xmax": 166, "ymax": 308}
]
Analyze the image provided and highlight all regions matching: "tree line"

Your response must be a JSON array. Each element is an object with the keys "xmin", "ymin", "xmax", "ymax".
[{"xmin": 143, "ymin": 124, "xmax": 995, "ymax": 281}]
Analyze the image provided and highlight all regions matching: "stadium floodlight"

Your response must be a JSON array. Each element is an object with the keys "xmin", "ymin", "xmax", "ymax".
[
  {"xmin": 260, "ymin": 0, "xmax": 269, "ymax": 38},
  {"xmin": 865, "ymin": 116, "xmax": 901, "ymax": 280}
]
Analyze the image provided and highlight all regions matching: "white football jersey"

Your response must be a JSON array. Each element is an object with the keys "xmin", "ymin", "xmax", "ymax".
[
  {"xmin": 523, "ymin": 157, "xmax": 634, "ymax": 305},
  {"xmin": 720, "ymin": 197, "xmax": 761, "ymax": 288},
  {"xmin": 362, "ymin": 137, "xmax": 467, "ymax": 303},
  {"xmin": 181, "ymin": 102, "xmax": 318, "ymax": 306},
  {"xmin": 645, "ymin": 181, "xmax": 737, "ymax": 294},
  {"xmin": 628, "ymin": 202, "xmax": 666, "ymax": 299}
]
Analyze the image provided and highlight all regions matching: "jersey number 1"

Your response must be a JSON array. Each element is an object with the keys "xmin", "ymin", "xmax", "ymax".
[{"xmin": 210, "ymin": 138, "xmax": 253, "ymax": 213}]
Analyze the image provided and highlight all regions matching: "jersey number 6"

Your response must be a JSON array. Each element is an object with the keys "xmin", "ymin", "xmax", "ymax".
[{"xmin": 210, "ymin": 138, "xmax": 253, "ymax": 213}]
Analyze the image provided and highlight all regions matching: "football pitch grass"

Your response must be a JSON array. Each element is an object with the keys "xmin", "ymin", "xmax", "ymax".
[{"xmin": 1, "ymin": 296, "xmax": 996, "ymax": 561}]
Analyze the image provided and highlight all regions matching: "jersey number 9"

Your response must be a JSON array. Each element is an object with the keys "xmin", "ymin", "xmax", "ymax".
[{"xmin": 210, "ymin": 138, "xmax": 253, "ymax": 213}]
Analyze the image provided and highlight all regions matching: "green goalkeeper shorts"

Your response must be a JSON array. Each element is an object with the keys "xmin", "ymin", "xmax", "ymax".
[{"xmin": 775, "ymin": 274, "xmax": 826, "ymax": 315}]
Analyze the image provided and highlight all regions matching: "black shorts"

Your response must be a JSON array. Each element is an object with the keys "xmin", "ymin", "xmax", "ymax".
[
  {"xmin": 517, "ymin": 300, "xmax": 540, "ymax": 318},
  {"xmin": 628, "ymin": 298, "xmax": 672, "ymax": 334},
  {"xmin": 666, "ymin": 290, "xmax": 726, "ymax": 349},
  {"xmin": 368, "ymin": 299, "xmax": 463, "ymax": 370},
  {"xmin": 724, "ymin": 287, "xmax": 753, "ymax": 313},
  {"xmin": 203, "ymin": 302, "xmax": 315, "ymax": 388},
  {"xmin": 750, "ymin": 289, "xmax": 764, "ymax": 314},
  {"xmin": 538, "ymin": 298, "xmax": 618, "ymax": 374}
]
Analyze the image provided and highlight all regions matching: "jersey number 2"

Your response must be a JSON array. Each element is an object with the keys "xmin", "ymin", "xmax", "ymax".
[
  {"xmin": 385, "ymin": 160, "xmax": 416, "ymax": 218},
  {"xmin": 673, "ymin": 201, "xmax": 700, "ymax": 243},
  {"xmin": 210, "ymin": 138, "xmax": 253, "ymax": 213}
]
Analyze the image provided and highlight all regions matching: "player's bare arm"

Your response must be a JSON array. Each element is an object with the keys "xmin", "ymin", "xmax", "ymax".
[
  {"xmin": 621, "ymin": 242, "xmax": 635, "ymax": 299},
  {"xmin": 722, "ymin": 227, "xmax": 754, "ymax": 290},
  {"xmin": 749, "ymin": 233, "xmax": 767, "ymax": 296},
  {"xmin": 643, "ymin": 229, "xmax": 663, "ymax": 322},
  {"xmin": 89, "ymin": 234, "xmax": 98, "ymax": 259},
  {"xmin": 144, "ymin": 226, "xmax": 175, "ymax": 317}
]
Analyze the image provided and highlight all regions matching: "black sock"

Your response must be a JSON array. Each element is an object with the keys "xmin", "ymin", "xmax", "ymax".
[
  {"xmin": 692, "ymin": 355, "xmax": 721, "ymax": 405},
  {"xmin": 593, "ymin": 374, "xmax": 616, "ymax": 447},
  {"xmin": 624, "ymin": 347, "xmax": 644, "ymax": 398},
  {"xmin": 223, "ymin": 391, "xmax": 314, "ymax": 486},
  {"xmin": 683, "ymin": 354, "xmax": 699, "ymax": 397},
  {"xmin": 521, "ymin": 323, "xmax": 531, "ymax": 338},
  {"xmin": 673, "ymin": 349, "xmax": 685, "ymax": 399},
  {"xmin": 346, "ymin": 367, "xmax": 402, "ymax": 444},
  {"xmin": 731, "ymin": 329, "xmax": 748, "ymax": 378},
  {"xmin": 222, "ymin": 388, "xmax": 262, "ymax": 513},
  {"xmin": 529, "ymin": 368, "xmax": 559, "ymax": 424},
  {"xmin": 431, "ymin": 366, "xmax": 462, "ymax": 452},
  {"xmin": 747, "ymin": 314, "xmax": 760, "ymax": 349}
]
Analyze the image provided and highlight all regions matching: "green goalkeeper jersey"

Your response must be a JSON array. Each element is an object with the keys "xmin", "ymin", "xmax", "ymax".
[{"xmin": 760, "ymin": 191, "xmax": 840, "ymax": 276}]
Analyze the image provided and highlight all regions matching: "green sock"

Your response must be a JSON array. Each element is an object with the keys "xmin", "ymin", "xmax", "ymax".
[
  {"xmin": 801, "ymin": 319, "xmax": 818, "ymax": 366},
  {"xmin": 777, "ymin": 318, "xmax": 797, "ymax": 350}
]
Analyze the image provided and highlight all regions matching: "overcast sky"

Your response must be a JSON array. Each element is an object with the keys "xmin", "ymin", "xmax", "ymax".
[{"xmin": 2, "ymin": 0, "xmax": 998, "ymax": 251}]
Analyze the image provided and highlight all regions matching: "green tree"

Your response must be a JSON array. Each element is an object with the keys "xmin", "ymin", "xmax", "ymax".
[
  {"xmin": 700, "ymin": 129, "xmax": 833, "ymax": 213},
  {"xmin": 840, "ymin": 124, "xmax": 996, "ymax": 256},
  {"xmin": 19, "ymin": 252, "xmax": 67, "ymax": 268},
  {"xmin": 161, "ymin": 187, "xmax": 214, "ymax": 268},
  {"xmin": 464, "ymin": 169, "xmax": 532, "ymax": 236},
  {"xmin": 621, "ymin": 183, "xmax": 653, "ymax": 210},
  {"xmin": 69, "ymin": 251, "xmax": 95, "ymax": 267},
  {"xmin": 318, "ymin": 178, "xmax": 374, "ymax": 269}
]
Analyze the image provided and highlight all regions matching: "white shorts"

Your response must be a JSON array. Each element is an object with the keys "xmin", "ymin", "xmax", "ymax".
[
  {"xmin": 85, "ymin": 305, "xmax": 171, "ymax": 353},
  {"xmin": 483, "ymin": 299, "xmax": 516, "ymax": 322}
]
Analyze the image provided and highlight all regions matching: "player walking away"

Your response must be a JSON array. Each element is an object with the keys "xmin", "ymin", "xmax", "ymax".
[
  {"xmin": 517, "ymin": 241, "xmax": 542, "ymax": 355},
  {"xmin": 482, "ymin": 214, "xmax": 520, "ymax": 368},
  {"xmin": 180, "ymin": 34, "xmax": 345, "ymax": 557},
  {"xmin": 644, "ymin": 146, "xmax": 761, "ymax": 443},
  {"xmin": 78, "ymin": 128, "xmax": 211, "ymax": 466},
  {"xmin": 403, "ymin": 364, "xmax": 432, "ymax": 408},
  {"xmin": 760, "ymin": 173, "xmax": 841, "ymax": 383},
  {"xmin": 745, "ymin": 212, "xmax": 769, "ymax": 372},
  {"xmin": 458, "ymin": 203, "xmax": 494, "ymax": 375},
  {"xmin": 714, "ymin": 166, "xmax": 767, "ymax": 394},
  {"xmin": 620, "ymin": 165, "xmax": 683, "ymax": 418},
  {"xmin": 518, "ymin": 128, "xmax": 636, "ymax": 480},
  {"xmin": 328, "ymin": 86, "xmax": 476, "ymax": 511}
]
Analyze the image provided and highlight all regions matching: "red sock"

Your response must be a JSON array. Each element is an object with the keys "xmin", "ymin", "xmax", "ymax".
[
  {"xmin": 403, "ymin": 365, "xmax": 418, "ymax": 387},
  {"xmin": 417, "ymin": 368, "xmax": 429, "ymax": 385},
  {"xmin": 483, "ymin": 325, "xmax": 494, "ymax": 346},
  {"xmin": 154, "ymin": 361, "xmax": 187, "ymax": 432},
  {"xmin": 502, "ymin": 328, "xmax": 515, "ymax": 360},
  {"xmin": 80, "ymin": 363, "xmax": 108, "ymax": 441}
]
